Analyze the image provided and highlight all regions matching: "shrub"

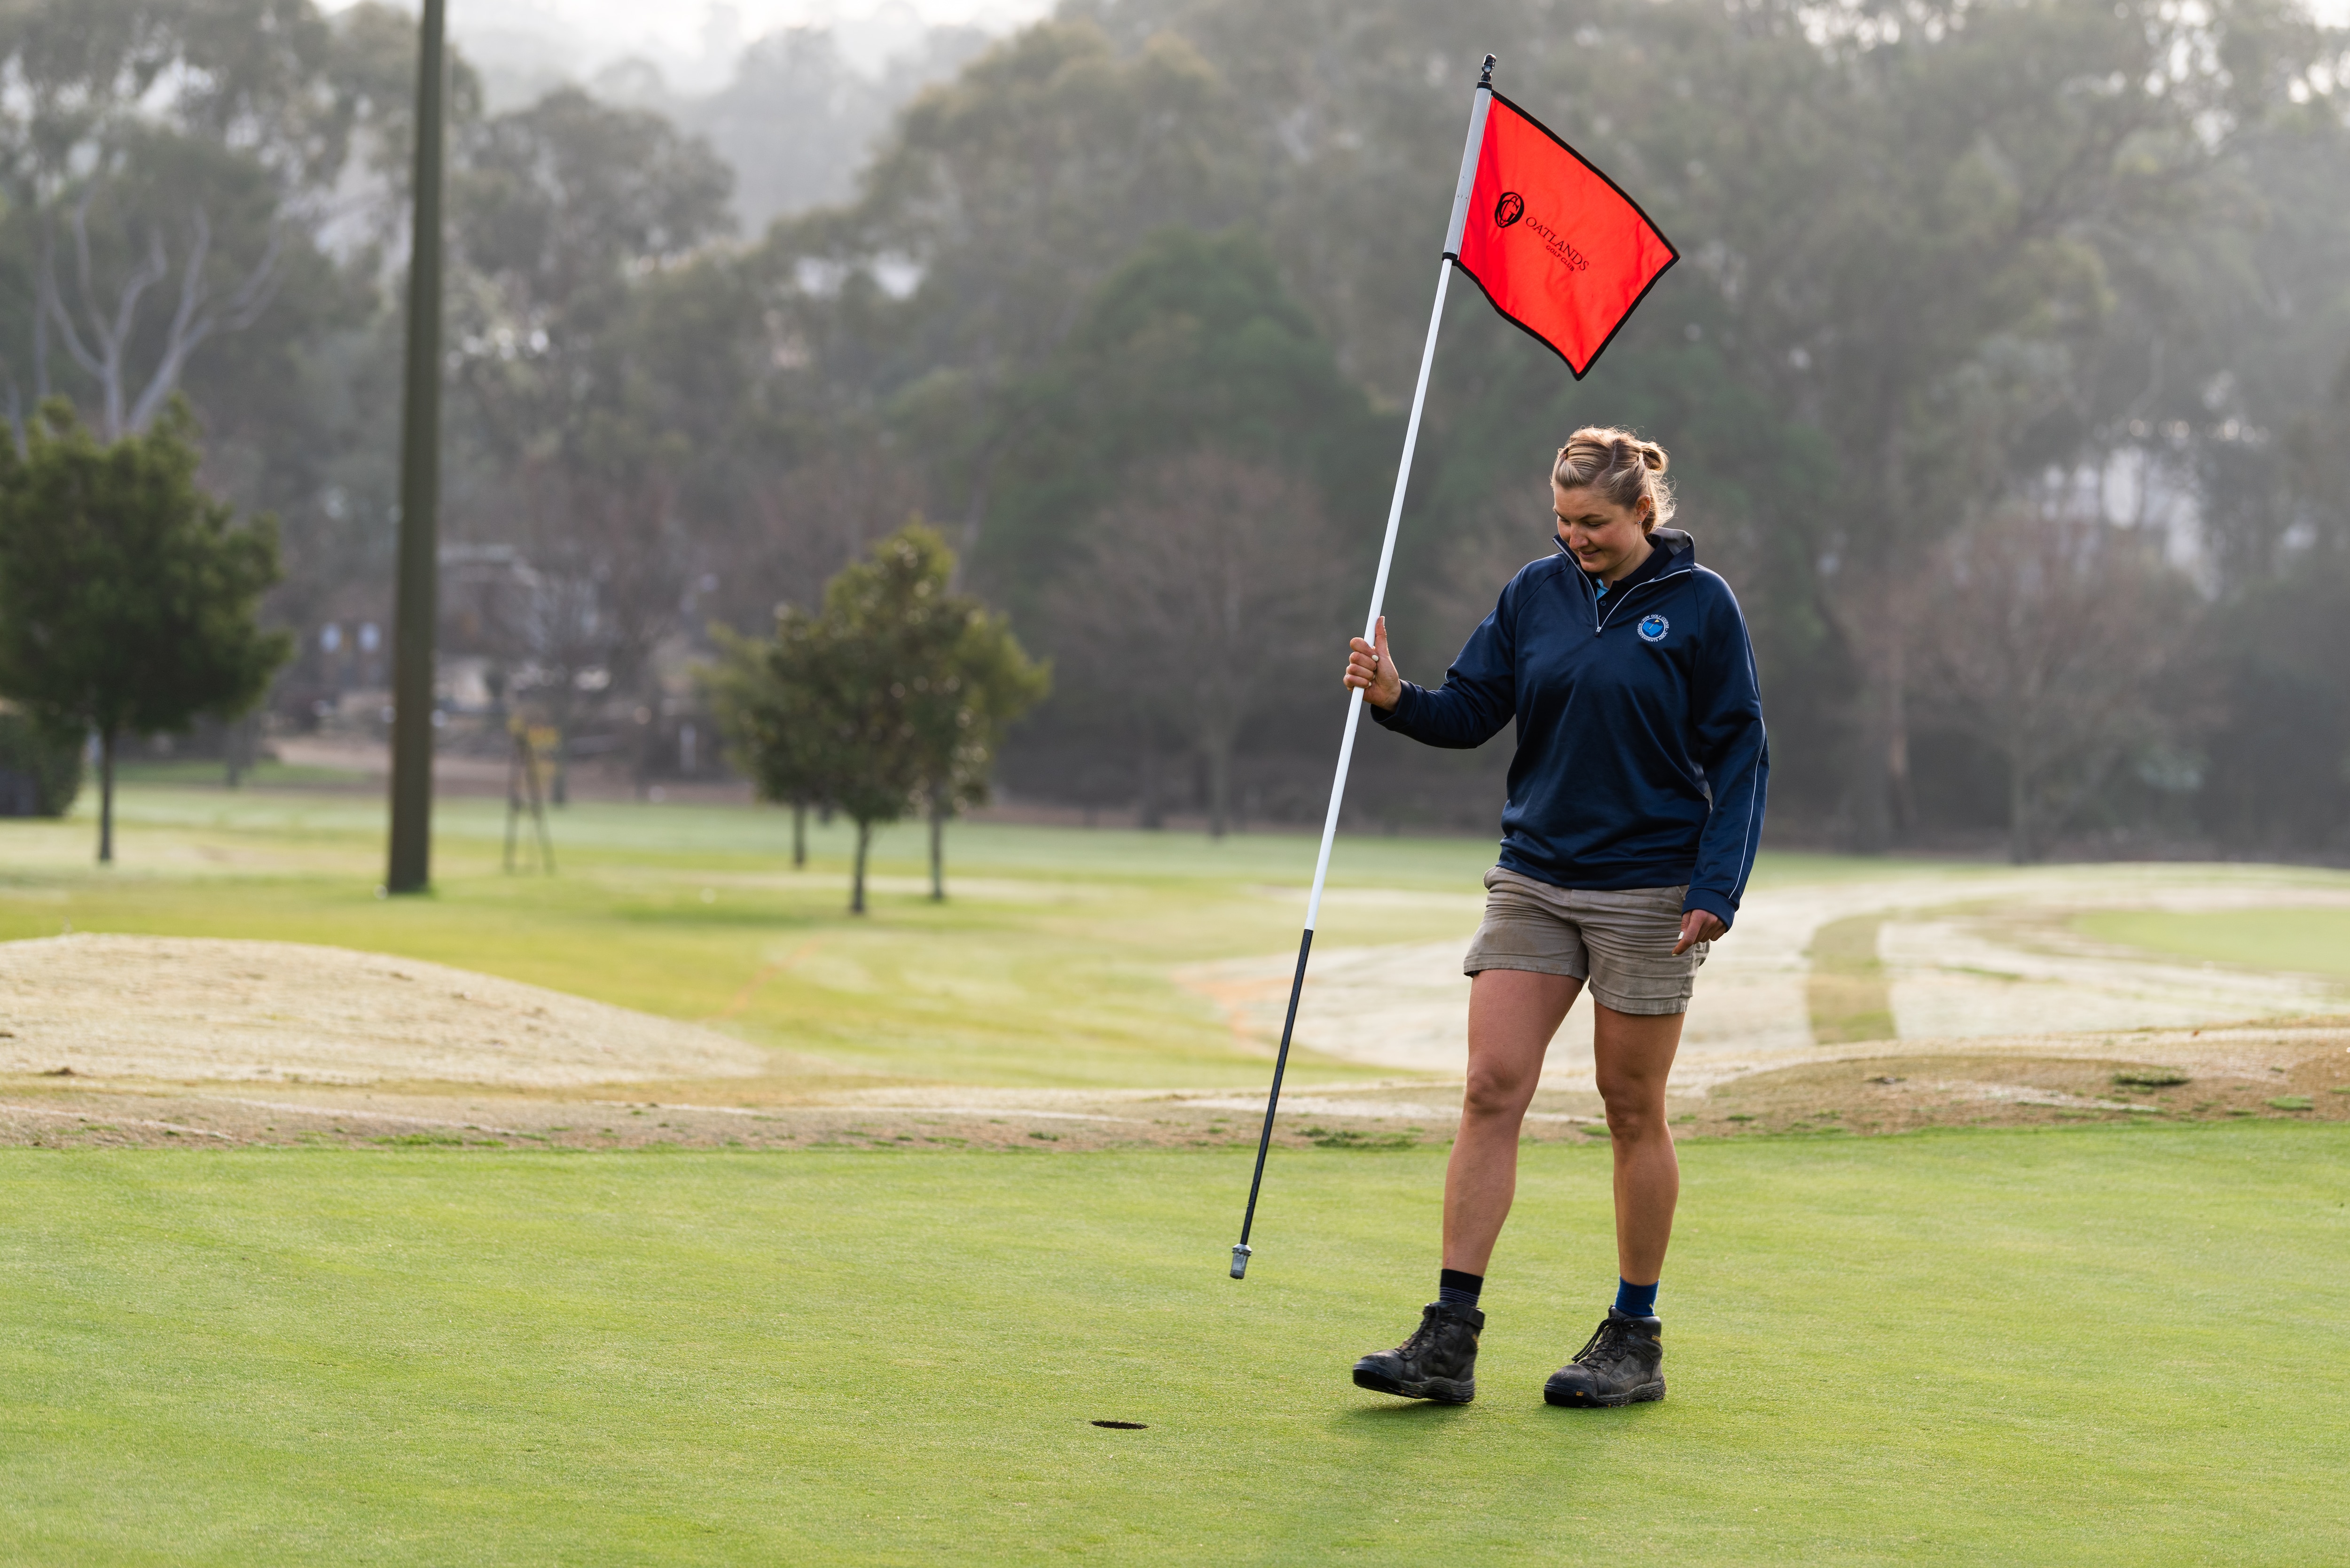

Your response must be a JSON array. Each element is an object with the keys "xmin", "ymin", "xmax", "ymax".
[{"xmin": 0, "ymin": 710, "xmax": 82, "ymax": 817}]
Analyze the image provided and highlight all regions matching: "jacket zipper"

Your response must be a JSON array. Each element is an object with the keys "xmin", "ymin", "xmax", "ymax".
[{"xmin": 1578, "ymin": 558, "xmax": 1686, "ymax": 636}]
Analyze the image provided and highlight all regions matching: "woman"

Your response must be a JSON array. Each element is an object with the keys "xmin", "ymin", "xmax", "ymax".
[{"xmin": 1344, "ymin": 427, "xmax": 1767, "ymax": 1409}]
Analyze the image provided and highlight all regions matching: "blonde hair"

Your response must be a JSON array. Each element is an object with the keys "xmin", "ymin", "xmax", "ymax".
[{"xmin": 1553, "ymin": 427, "xmax": 1674, "ymax": 531}]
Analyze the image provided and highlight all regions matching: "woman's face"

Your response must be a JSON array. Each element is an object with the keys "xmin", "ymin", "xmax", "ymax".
[{"xmin": 1554, "ymin": 481, "xmax": 1653, "ymax": 582}]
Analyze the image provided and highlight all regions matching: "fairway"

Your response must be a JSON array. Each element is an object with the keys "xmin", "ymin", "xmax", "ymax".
[
  {"xmin": 0, "ymin": 787, "xmax": 1517, "ymax": 1089},
  {"xmin": 2079, "ymin": 907, "xmax": 2350, "ymax": 984},
  {"xmin": 5, "ymin": 1124, "xmax": 2347, "ymax": 1565}
]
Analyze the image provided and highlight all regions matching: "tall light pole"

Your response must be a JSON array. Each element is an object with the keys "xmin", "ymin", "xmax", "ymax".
[{"xmin": 387, "ymin": 0, "xmax": 446, "ymax": 894}]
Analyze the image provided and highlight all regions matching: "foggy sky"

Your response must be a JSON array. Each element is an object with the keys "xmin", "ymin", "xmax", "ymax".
[{"xmin": 318, "ymin": 0, "xmax": 1052, "ymax": 95}]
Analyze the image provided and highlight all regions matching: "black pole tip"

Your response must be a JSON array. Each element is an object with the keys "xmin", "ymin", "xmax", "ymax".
[{"xmin": 1480, "ymin": 54, "xmax": 1496, "ymax": 84}]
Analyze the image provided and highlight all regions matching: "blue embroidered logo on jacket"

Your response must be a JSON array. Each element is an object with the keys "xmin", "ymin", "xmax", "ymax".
[{"xmin": 1637, "ymin": 613, "xmax": 1670, "ymax": 643}]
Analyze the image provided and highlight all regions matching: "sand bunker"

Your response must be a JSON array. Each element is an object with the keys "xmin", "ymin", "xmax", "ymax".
[{"xmin": 0, "ymin": 935, "xmax": 769, "ymax": 1086}]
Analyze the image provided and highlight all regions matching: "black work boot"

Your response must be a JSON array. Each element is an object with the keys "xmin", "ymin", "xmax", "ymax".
[
  {"xmin": 1543, "ymin": 1308, "xmax": 1665, "ymax": 1407},
  {"xmin": 1352, "ymin": 1302, "xmax": 1483, "ymax": 1404}
]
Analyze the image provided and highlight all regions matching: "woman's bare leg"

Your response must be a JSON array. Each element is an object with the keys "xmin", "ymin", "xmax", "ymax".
[
  {"xmin": 1441, "ymin": 968, "xmax": 1581, "ymax": 1276},
  {"xmin": 1590, "ymin": 1003, "xmax": 1686, "ymax": 1285}
]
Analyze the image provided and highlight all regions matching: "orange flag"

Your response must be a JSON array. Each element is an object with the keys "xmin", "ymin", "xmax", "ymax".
[{"xmin": 1451, "ymin": 93, "xmax": 1678, "ymax": 378}]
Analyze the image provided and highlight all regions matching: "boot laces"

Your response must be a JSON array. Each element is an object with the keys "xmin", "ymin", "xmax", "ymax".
[
  {"xmin": 1573, "ymin": 1317, "xmax": 1636, "ymax": 1368},
  {"xmin": 1395, "ymin": 1310, "xmax": 1442, "ymax": 1357}
]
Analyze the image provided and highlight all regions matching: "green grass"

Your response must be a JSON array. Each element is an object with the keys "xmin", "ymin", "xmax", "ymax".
[
  {"xmin": 107, "ymin": 759, "xmax": 368, "ymax": 789},
  {"xmin": 2078, "ymin": 907, "xmax": 2350, "ymax": 988},
  {"xmin": 3, "ymin": 1123, "xmax": 2346, "ymax": 1565},
  {"xmin": 1805, "ymin": 914, "xmax": 1893, "ymax": 1043}
]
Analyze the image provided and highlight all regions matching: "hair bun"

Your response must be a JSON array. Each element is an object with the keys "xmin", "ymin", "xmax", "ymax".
[{"xmin": 1552, "ymin": 425, "xmax": 1676, "ymax": 530}]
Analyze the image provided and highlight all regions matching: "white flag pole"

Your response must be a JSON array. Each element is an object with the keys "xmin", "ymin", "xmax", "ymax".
[{"xmin": 1231, "ymin": 54, "xmax": 1496, "ymax": 1280}]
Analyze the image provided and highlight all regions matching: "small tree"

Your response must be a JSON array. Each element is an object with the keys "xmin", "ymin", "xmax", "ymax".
[
  {"xmin": 0, "ymin": 399, "xmax": 291, "ymax": 861},
  {"xmin": 705, "ymin": 524, "xmax": 1042, "ymax": 913},
  {"xmin": 804, "ymin": 530, "xmax": 937, "ymax": 913},
  {"xmin": 705, "ymin": 617, "xmax": 826, "ymax": 868},
  {"xmin": 0, "ymin": 708, "xmax": 81, "ymax": 817},
  {"xmin": 909, "ymin": 577, "xmax": 1049, "ymax": 901}
]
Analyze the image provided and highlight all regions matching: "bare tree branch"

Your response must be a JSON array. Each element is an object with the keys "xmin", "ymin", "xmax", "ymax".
[
  {"xmin": 35, "ymin": 193, "xmax": 288, "ymax": 439},
  {"xmin": 41, "ymin": 192, "xmax": 172, "ymax": 438},
  {"xmin": 1914, "ymin": 510, "xmax": 2185, "ymax": 861},
  {"xmin": 38, "ymin": 221, "xmax": 108, "ymax": 382},
  {"xmin": 127, "ymin": 209, "xmax": 285, "ymax": 435},
  {"xmin": 1050, "ymin": 449, "xmax": 1346, "ymax": 835}
]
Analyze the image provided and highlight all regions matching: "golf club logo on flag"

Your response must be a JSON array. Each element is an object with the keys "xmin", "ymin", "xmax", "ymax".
[{"xmin": 1232, "ymin": 56, "xmax": 1676, "ymax": 1279}]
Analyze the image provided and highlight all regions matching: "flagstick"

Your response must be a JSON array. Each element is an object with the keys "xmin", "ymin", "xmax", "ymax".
[{"xmin": 1231, "ymin": 55, "xmax": 1496, "ymax": 1281}]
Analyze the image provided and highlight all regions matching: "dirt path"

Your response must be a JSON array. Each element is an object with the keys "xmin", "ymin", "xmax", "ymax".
[
  {"xmin": 5, "ymin": 1017, "xmax": 2345, "ymax": 1149},
  {"xmin": 1178, "ymin": 865, "xmax": 2350, "ymax": 1090}
]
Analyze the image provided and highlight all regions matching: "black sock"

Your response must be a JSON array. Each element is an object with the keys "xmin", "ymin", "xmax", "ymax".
[{"xmin": 1437, "ymin": 1269, "xmax": 1483, "ymax": 1310}]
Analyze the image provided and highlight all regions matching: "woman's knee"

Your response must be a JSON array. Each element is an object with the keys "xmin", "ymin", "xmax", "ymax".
[
  {"xmin": 1463, "ymin": 1061, "xmax": 1537, "ymax": 1121},
  {"xmin": 1597, "ymin": 1079, "xmax": 1667, "ymax": 1140}
]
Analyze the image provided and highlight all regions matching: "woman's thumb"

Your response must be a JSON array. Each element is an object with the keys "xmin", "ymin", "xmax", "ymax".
[{"xmin": 1374, "ymin": 615, "xmax": 1389, "ymax": 653}]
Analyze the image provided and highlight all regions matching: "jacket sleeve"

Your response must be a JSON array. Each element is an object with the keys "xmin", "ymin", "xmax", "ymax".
[
  {"xmin": 1369, "ymin": 577, "xmax": 1520, "ymax": 749},
  {"xmin": 1683, "ymin": 577, "xmax": 1769, "ymax": 930}
]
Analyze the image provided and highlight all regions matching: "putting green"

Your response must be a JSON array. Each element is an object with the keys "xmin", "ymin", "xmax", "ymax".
[
  {"xmin": 4, "ymin": 1125, "xmax": 2346, "ymax": 1564},
  {"xmin": 2079, "ymin": 907, "xmax": 2350, "ymax": 988}
]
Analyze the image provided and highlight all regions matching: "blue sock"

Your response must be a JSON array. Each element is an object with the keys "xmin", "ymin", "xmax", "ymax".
[
  {"xmin": 1614, "ymin": 1278, "xmax": 1659, "ymax": 1319},
  {"xmin": 1437, "ymin": 1269, "xmax": 1483, "ymax": 1310}
]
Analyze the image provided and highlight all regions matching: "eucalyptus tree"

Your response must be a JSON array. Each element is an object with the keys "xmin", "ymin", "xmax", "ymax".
[
  {"xmin": 0, "ymin": 0, "xmax": 440, "ymax": 697},
  {"xmin": 766, "ymin": 20, "xmax": 1260, "ymax": 573},
  {"xmin": 676, "ymin": 23, "xmax": 992, "ymax": 231},
  {"xmin": 0, "ymin": 0, "xmax": 378, "ymax": 438},
  {"xmin": 442, "ymin": 85, "xmax": 734, "ymax": 790},
  {"xmin": 1073, "ymin": 0, "xmax": 2342, "ymax": 843}
]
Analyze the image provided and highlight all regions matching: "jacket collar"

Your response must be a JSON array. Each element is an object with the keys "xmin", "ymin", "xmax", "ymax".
[{"xmin": 1553, "ymin": 526, "xmax": 1697, "ymax": 582}]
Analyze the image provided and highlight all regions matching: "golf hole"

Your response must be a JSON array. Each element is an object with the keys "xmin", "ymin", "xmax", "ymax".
[{"xmin": 1091, "ymin": 1420, "xmax": 1148, "ymax": 1430}]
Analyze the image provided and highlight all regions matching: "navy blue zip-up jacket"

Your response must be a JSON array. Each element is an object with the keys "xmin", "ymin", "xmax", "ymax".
[{"xmin": 1371, "ymin": 527, "xmax": 1768, "ymax": 929}]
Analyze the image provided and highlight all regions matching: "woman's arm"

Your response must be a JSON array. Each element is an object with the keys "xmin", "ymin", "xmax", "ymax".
[
  {"xmin": 1345, "ymin": 593, "xmax": 1520, "ymax": 750},
  {"xmin": 1683, "ymin": 581, "xmax": 1770, "ymax": 932}
]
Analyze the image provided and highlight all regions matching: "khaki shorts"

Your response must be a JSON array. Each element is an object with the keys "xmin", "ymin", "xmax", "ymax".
[{"xmin": 1461, "ymin": 867, "xmax": 1708, "ymax": 1016}]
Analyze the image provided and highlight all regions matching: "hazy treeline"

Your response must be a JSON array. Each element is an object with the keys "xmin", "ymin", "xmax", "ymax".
[
  {"xmin": 588, "ymin": 25, "xmax": 995, "ymax": 232},
  {"xmin": 5, "ymin": 0, "xmax": 2348, "ymax": 858}
]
